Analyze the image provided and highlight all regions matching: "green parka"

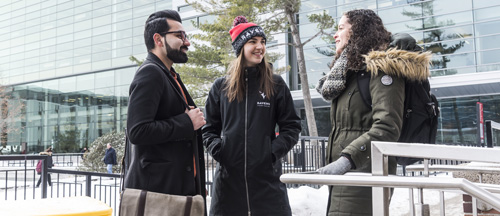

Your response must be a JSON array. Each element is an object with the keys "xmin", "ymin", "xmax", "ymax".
[{"xmin": 325, "ymin": 49, "xmax": 432, "ymax": 216}]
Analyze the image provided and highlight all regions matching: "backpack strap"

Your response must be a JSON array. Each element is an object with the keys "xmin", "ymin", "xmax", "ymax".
[{"xmin": 357, "ymin": 71, "xmax": 372, "ymax": 108}]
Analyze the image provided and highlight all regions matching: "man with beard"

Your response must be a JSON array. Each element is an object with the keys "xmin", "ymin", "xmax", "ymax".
[{"xmin": 124, "ymin": 10, "xmax": 207, "ymax": 200}]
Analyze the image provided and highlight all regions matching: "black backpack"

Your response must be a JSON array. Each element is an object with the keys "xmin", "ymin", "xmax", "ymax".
[{"xmin": 357, "ymin": 71, "xmax": 440, "ymax": 166}]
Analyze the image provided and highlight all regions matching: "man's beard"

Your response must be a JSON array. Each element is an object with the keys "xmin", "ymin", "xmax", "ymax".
[{"xmin": 165, "ymin": 42, "xmax": 188, "ymax": 63}]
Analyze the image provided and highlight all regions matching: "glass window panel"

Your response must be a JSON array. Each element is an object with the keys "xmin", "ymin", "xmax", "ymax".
[
  {"xmin": 431, "ymin": 66, "xmax": 476, "ymax": 76},
  {"xmin": 421, "ymin": 0, "xmax": 471, "ymax": 16},
  {"xmin": 477, "ymin": 49, "xmax": 500, "ymax": 65},
  {"xmin": 92, "ymin": 6, "xmax": 112, "ymax": 18},
  {"xmin": 57, "ymin": 9, "xmax": 74, "ymax": 21},
  {"xmin": 40, "ymin": 53, "xmax": 55, "ymax": 63},
  {"xmin": 74, "ymin": 3, "xmax": 92, "ymax": 13},
  {"xmin": 56, "ymin": 58, "xmax": 72, "ymax": 68},
  {"xmin": 92, "ymin": 51, "xmax": 112, "ymax": 62},
  {"xmin": 132, "ymin": 25, "xmax": 142, "ymax": 37},
  {"xmin": 74, "ymin": 55, "xmax": 91, "ymax": 64},
  {"xmin": 475, "ymin": 20, "xmax": 500, "ymax": 36},
  {"xmin": 57, "ymin": 34, "xmax": 73, "ymax": 44},
  {"xmin": 477, "ymin": 63, "xmax": 500, "ymax": 72},
  {"xmin": 74, "ymin": 29, "xmax": 92, "ymax": 41},
  {"xmin": 198, "ymin": 15, "xmax": 216, "ymax": 26},
  {"xmin": 473, "ymin": 0, "xmax": 500, "ymax": 8},
  {"xmin": 178, "ymin": 5, "xmax": 194, "ymax": 13},
  {"xmin": 74, "ymin": 19, "xmax": 92, "ymax": 31},
  {"xmin": 93, "ymin": 33, "xmax": 111, "ymax": 44},
  {"xmin": 155, "ymin": 1, "xmax": 172, "ymax": 10},
  {"xmin": 41, "ymin": 7, "xmax": 57, "ymax": 18},
  {"xmin": 40, "ymin": 37, "xmax": 56, "ymax": 47},
  {"xmin": 385, "ymin": 19, "xmax": 423, "ymax": 33},
  {"xmin": 423, "ymin": 25, "xmax": 473, "ymax": 43},
  {"xmin": 114, "ymin": 19, "xmax": 133, "ymax": 31},
  {"xmin": 76, "ymin": 74, "xmax": 95, "ymax": 91},
  {"xmin": 116, "ymin": 1, "xmax": 133, "ymax": 11},
  {"xmin": 95, "ymin": 71, "xmax": 115, "ymax": 89},
  {"xmin": 92, "ymin": 42, "xmax": 112, "ymax": 53},
  {"xmin": 112, "ymin": 28, "xmax": 133, "ymax": 40},
  {"xmin": 424, "ymin": 38, "xmax": 474, "ymax": 55},
  {"xmin": 423, "ymin": 11, "xmax": 472, "ymax": 30},
  {"xmin": 57, "ymin": 24, "xmax": 73, "ymax": 36},
  {"xmin": 298, "ymin": 23, "xmax": 320, "ymax": 38},
  {"xmin": 74, "ymin": 11, "xmax": 92, "ymax": 21},
  {"xmin": 25, "ymin": 10, "xmax": 41, "ymax": 22},
  {"xmin": 113, "ymin": 46, "xmax": 132, "ymax": 58},
  {"xmin": 114, "ymin": 38, "xmax": 133, "ymax": 48},
  {"xmin": 115, "ymin": 67, "xmax": 135, "ymax": 86},
  {"xmin": 304, "ymin": 48, "xmax": 333, "ymax": 60},
  {"xmin": 93, "ymin": 0, "xmax": 112, "ymax": 10},
  {"xmin": 113, "ymin": 9, "xmax": 133, "ymax": 23},
  {"xmin": 301, "ymin": 0, "xmax": 334, "ymax": 12},
  {"xmin": 59, "ymin": 77, "xmax": 76, "ymax": 93},
  {"xmin": 183, "ymin": 18, "xmax": 196, "ymax": 31},
  {"xmin": 132, "ymin": 36, "xmax": 142, "ymax": 46},
  {"xmin": 474, "ymin": 6, "xmax": 500, "ymax": 22},
  {"xmin": 338, "ymin": 0, "xmax": 376, "ymax": 13},
  {"xmin": 56, "ymin": 41, "xmax": 73, "ymax": 52},
  {"xmin": 41, "ymin": 28, "xmax": 56, "ymax": 39},
  {"xmin": 133, "ymin": 4, "xmax": 155, "ymax": 18},
  {"xmin": 133, "ymin": 17, "xmax": 144, "ymax": 27},
  {"xmin": 74, "ymin": 38, "xmax": 91, "ymax": 49},
  {"xmin": 476, "ymin": 34, "xmax": 500, "ymax": 51},
  {"xmin": 431, "ymin": 52, "xmax": 475, "ymax": 70},
  {"xmin": 92, "ymin": 14, "xmax": 112, "ymax": 27},
  {"xmin": 379, "ymin": 3, "xmax": 422, "ymax": 24},
  {"xmin": 93, "ymin": 25, "xmax": 112, "ymax": 36},
  {"xmin": 74, "ymin": 47, "xmax": 91, "ymax": 57}
]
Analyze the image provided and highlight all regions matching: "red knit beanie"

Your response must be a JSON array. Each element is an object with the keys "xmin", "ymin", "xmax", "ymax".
[{"xmin": 229, "ymin": 16, "xmax": 266, "ymax": 56}]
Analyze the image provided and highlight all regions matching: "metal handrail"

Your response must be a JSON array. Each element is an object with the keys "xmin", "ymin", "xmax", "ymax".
[
  {"xmin": 280, "ymin": 173, "xmax": 500, "ymax": 210},
  {"xmin": 406, "ymin": 164, "xmax": 500, "ymax": 175},
  {"xmin": 371, "ymin": 141, "xmax": 500, "ymax": 216}
]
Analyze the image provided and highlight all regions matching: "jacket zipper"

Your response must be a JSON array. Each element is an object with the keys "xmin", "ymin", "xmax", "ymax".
[{"xmin": 244, "ymin": 71, "xmax": 251, "ymax": 216}]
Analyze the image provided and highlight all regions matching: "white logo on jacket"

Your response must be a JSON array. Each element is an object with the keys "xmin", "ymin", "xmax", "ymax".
[{"xmin": 257, "ymin": 91, "xmax": 270, "ymax": 108}]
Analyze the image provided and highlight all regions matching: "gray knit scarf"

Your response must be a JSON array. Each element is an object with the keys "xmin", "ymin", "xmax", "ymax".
[{"xmin": 316, "ymin": 49, "xmax": 349, "ymax": 101}]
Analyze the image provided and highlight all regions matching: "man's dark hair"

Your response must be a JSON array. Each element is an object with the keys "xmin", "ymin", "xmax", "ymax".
[{"xmin": 144, "ymin": 10, "xmax": 182, "ymax": 51}]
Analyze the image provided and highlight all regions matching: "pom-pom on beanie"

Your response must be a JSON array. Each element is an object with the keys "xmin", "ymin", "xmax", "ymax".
[{"xmin": 229, "ymin": 16, "xmax": 266, "ymax": 56}]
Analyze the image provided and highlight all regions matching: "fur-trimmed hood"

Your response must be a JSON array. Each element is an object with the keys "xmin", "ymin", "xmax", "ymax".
[{"xmin": 364, "ymin": 48, "xmax": 432, "ymax": 82}]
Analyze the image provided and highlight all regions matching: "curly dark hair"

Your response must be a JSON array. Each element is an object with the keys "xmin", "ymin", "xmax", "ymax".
[{"xmin": 342, "ymin": 9, "xmax": 392, "ymax": 70}]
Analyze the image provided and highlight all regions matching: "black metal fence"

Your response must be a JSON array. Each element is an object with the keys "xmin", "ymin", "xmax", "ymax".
[
  {"xmin": 0, "ymin": 155, "xmax": 121, "ymax": 215},
  {"xmin": 0, "ymin": 153, "xmax": 84, "ymax": 168},
  {"xmin": 1, "ymin": 136, "xmax": 496, "ymax": 214}
]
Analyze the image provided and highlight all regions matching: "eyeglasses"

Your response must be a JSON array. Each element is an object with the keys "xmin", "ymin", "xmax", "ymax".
[{"xmin": 159, "ymin": 30, "xmax": 189, "ymax": 42}]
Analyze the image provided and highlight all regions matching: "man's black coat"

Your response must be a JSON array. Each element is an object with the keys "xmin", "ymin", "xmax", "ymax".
[{"xmin": 124, "ymin": 53, "xmax": 205, "ymax": 197}]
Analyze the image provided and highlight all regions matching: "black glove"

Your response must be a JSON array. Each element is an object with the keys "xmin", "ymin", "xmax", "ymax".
[
  {"xmin": 317, "ymin": 156, "xmax": 352, "ymax": 175},
  {"xmin": 389, "ymin": 33, "xmax": 422, "ymax": 52}
]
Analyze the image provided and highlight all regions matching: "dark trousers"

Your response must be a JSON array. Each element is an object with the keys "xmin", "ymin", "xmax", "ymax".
[{"xmin": 36, "ymin": 174, "xmax": 52, "ymax": 187}]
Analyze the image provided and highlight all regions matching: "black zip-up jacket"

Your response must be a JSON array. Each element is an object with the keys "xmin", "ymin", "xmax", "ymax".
[{"xmin": 203, "ymin": 67, "xmax": 301, "ymax": 216}]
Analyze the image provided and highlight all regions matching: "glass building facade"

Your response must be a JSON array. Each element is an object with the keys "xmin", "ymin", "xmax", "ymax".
[
  {"xmin": 1, "ymin": 0, "xmax": 499, "ymax": 153},
  {"xmin": 0, "ymin": 0, "xmax": 172, "ymax": 153},
  {"xmin": 292, "ymin": 0, "xmax": 500, "ymax": 146}
]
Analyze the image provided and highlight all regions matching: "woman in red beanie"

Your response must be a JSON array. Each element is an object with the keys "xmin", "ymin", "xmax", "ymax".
[{"xmin": 202, "ymin": 16, "xmax": 301, "ymax": 216}]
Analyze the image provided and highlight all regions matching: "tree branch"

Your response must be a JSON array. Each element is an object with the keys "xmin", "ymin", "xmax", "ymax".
[{"xmin": 301, "ymin": 29, "xmax": 324, "ymax": 46}]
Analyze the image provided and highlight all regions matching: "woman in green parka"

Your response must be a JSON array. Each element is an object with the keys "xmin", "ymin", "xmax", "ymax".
[{"xmin": 315, "ymin": 9, "xmax": 432, "ymax": 216}]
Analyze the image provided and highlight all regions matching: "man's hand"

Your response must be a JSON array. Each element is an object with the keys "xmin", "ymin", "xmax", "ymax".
[
  {"xmin": 186, "ymin": 107, "xmax": 206, "ymax": 130},
  {"xmin": 317, "ymin": 156, "xmax": 352, "ymax": 175}
]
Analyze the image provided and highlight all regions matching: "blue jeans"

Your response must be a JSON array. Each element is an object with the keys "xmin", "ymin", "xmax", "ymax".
[{"xmin": 107, "ymin": 164, "xmax": 113, "ymax": 174}]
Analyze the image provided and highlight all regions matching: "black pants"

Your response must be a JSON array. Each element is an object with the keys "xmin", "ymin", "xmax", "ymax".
[{"xmin": 36, "ymin": 174, "xmax": 52, "ymax": 187}]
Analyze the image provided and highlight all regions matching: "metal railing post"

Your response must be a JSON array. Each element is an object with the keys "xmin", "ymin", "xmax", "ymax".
[
  {"xmin": 41, "ymin": 157, "xmax": 48, "ymax": 198},
  {"xmin": 301, "ymin": 139, "xmax": 306, "ymax": 172},
  {"xmin": 86, "ymin": 175, "xmax": 92, "ymax": 197},
  {"xmin": 321, "ymin": 139, "xmax": 326, "ymax": 167}
]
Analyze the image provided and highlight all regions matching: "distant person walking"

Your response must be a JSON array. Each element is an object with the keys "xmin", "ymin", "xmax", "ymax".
[
  {"xmin": 103, "ymin": 144, "xmax": 117, "ymax": 174},
  {"xmin": 36, "ymin": 148, "xmax": 54, "ymax": 187},
  {"xmin": 80, "ymin": 147, "xmax": 89, "ymax": 159}
]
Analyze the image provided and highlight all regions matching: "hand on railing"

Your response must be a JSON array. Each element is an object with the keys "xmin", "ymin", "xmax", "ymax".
[{"xmin": 317, "ymin": 156, "xmax": 352, "ymax": 175}]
